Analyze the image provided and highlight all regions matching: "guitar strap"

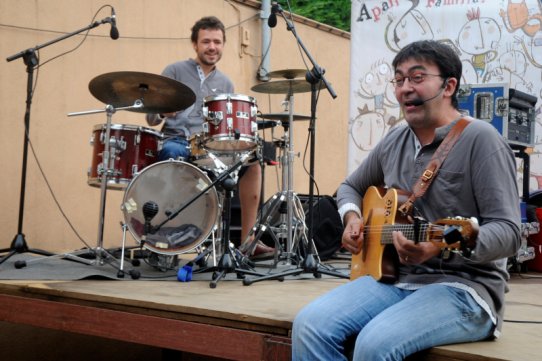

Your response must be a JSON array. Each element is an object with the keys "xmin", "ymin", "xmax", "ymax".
[{"xmin": 398, "ymin": 117, "xmax": 472, "ymax": 216}]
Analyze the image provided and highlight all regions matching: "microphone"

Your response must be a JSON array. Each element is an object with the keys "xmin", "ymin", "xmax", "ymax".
[
  {"xmin": 268, "ymin": 2, "xmax": 281, "ymax": 28},
  {"xmin": 406, "ymin": 78, "xmax": 448, "ymax": 107},
  {"xmin": 142, "ymin": 201, "xmax": 159, "ymax": 235},
  {"xmin": 109, "ymin": 7, "xmax": 119, "ymax": 40}
]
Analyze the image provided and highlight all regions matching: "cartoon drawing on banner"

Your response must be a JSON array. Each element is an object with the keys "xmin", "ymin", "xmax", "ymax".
[
  {"xmin": 384, "ymin": 0, "xmax": 434, "ymax": 52},
  {"xmin": 457, "ymin": 8, "xmax": 501, "ymax": 82},
  {"xmin": 349, "ymin": 0, "xmax": 542, "ymax": 193},
  {"xmin": 349, "ymin": 59, "xmax": 399, "ymax": 162}
]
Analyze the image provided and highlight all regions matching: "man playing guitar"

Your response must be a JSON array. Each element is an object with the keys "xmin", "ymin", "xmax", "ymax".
[{"xmin": 292, "ymin": 40, "xmax": 521, "ymax": 360}]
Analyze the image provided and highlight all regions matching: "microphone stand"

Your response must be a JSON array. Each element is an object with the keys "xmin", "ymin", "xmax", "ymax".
[
  {"xmin": 1, "ymin": 17, "xmax": 116, "ymax": 266},
  {"xmin": 244, "ymin": 6, "xmax": 347, "ymax": 283}
]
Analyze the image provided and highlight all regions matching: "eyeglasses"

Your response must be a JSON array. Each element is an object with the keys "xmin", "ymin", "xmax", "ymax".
[{"xmin": 390, "ymin": 72, "xmax": 443, "ymax": 87}]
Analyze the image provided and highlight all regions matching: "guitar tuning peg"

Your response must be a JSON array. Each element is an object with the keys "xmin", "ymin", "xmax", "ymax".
[{"xmin": 443, "ymin": 226, "xmax": 463, "ymax": 245}]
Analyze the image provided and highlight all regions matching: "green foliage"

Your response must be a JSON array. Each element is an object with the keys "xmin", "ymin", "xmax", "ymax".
[{"xmin": 278, "ymin": 0, "xmax": 352, "ymax": 32}]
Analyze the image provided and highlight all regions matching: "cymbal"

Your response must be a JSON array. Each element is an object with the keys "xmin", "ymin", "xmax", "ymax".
[
  {"xmin": 251, "ymin": 79, "xmax": 320, "ymax": 94},
  {"xmin": 89, "ymin": 71, "xmax": 196, "ymax": 113},
  {"xmin": 257, "ymin": 120, "xmax": 280, "ymax": 130},
  {"xmin": 259, "ymin": 113, "xmax": 311, "ymax": 121},
  {"xmin": 267, "ymin": 69, "xmax": 307, "ymax": 79}
]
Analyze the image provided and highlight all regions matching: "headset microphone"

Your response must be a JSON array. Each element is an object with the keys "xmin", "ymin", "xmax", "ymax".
[{"xmin": 407, "ymin": 78, "xmax": 448, "ymax": 107}]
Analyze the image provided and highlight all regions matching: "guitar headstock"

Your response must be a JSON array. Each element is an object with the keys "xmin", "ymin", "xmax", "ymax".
[{"xmin": 428, "ymin": 217, "xmax": 479, "ymax": 256}]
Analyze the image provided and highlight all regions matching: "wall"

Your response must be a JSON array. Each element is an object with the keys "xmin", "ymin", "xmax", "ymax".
[{"xmin": 0, "ymin": 0, "xmax": 351, "ymax": 253}]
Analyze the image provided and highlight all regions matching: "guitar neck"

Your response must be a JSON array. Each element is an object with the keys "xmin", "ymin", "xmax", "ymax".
[{"xmin": 367, "ymin": 223, "xmax": 433, "ymax": 244}]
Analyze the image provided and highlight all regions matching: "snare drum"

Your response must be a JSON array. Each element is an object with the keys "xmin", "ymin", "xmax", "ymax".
[
  {"xmin": 202, "ymin": 93, "xmax": 258, "ymax": 151},
  {"xmin": 121, "ymin": 160, "xmax": 219, "ymax": 255},
  {"xmin": 88, "ymin": 124, "xmax": 163, "ymax": 190},
  {"xmin": 189, "ymin": 134, "xmax": 237, "ymax": 170}
]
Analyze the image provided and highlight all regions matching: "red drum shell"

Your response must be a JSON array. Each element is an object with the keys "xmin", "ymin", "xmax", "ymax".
[
  {"xmin": 202, "ymin": 94, "xmax": 257, "ymax": 151},
  {"xmin": 88, "ymin": 124, "xmax": 162, "ymax": 190}
]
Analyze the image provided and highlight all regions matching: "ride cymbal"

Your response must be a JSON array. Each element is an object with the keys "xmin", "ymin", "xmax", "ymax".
[
  {"xmin": 251, "ymin": 79, "xmax": 321, "ymax": 94},
  {"xmin": 89, "ymin": 71, "xmax": 196, "ymax": 113},
  {"xmin": 267, "ymin": 69, "xmax": 307, "ymax": 79}
]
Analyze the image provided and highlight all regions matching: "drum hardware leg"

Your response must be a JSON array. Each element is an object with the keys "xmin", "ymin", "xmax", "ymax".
[
  {"xmin": 208, "ymin": 177, "xmax": 268, "ymax": 289},
  {"xmin": 244, "ymin": 91, "xmax": 347, "ymax": 284},
  {"xmin": 117, "ymin": 222, "xmax": 141, "ymax": 279}
]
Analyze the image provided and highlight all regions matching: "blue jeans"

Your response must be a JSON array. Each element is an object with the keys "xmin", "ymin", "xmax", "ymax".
[
  {"xmin": 158, "ymin": 137, "xmax": 190, "ymax": 162},
  {"xmin": 292, "ymin": 276, "xmax": 494, "ymax": 361}
]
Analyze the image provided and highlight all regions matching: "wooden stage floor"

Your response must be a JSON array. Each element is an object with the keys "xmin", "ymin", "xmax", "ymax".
[{"xmin": 0, "ymin": 256, "xmax": 541, "ymax": 360}]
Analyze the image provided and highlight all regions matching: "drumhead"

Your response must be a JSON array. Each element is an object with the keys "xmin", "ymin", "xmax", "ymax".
[
  {"xmin": 121, "ymin": 160, "xmax": 219, "ymax": 255},
  {"xmin": 92, "ymin": 123, "xmax": 163, "ymax": 138},
  {"xmin": 203, "ymin": 93, "xmax": 257, "ymax": 104}
]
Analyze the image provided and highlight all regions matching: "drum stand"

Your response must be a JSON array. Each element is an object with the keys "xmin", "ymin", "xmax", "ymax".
[
  {"xmin": 208, "ymin": 175, "xmax": 267, "ymax": 288},
  {"xmin": 190, "ymin": 153, "xmax": 268, "ymax": 288}
]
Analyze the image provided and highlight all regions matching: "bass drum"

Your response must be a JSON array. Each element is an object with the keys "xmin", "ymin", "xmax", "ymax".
[{"xmin": 121, "ymin": 160, "xmax": 219, "ymax": 255}]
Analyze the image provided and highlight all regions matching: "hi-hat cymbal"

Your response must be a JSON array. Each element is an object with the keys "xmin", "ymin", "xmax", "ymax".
[
  {"xmin": 259, "ymin": 113, "xmax": 311, "ymax": 121},
  {"xmin": 89, "ymin": 71, "xmax": 196, "ymax": 113},
  {"xmin": 251, "ymin": 79, "xmax": 319, "ymax": 94},
  {"xmin": 267, "ymin": 69, "xmax": 307, "ymax": 79}
]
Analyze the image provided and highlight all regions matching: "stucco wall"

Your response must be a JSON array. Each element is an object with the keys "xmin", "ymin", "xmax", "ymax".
[{"xmin": 0, "ymin": 0, "xmax": 350, "ymax": 253}]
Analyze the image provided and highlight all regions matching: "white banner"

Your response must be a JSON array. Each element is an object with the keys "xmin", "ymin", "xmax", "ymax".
[{"xmin": 349, "ymin": 0, "xmax": 542, "ymax": 191}]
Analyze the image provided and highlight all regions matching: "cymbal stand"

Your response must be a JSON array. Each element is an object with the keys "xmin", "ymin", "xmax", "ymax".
[
  {"xmin": 242, "ymin": 4, "xmax": 348, "ymax": 285},
  {"xmin": 14, "ymin": 102, "xmax": 145, "ymax": 277},
  {"xmin": 243, "ymin": 86, "xmax": 314, "ymax": 272}
]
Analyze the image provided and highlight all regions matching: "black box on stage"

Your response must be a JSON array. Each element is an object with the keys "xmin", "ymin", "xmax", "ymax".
[{"xmin": 458, "ymin": 83, "xmax": 537, "ymax": 147}]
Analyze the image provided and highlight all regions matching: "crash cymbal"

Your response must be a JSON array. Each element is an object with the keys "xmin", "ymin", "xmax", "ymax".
[
  {"xmin": 89, "ymin": 71, "xmax": 196, "ymax": 113},
  {"xmin": 259, "ymin": 112, "xmax": 311, "ymax": 121},
  {"xmin": 257, "ymin": 120, "xmax": 280, "ymax": 130},
  {"xmin": 251, "ymin": 79, "xmax": 321, "ymax": 94},
  {"xmin": 267, "ymin": 69, "xmax": 307, "ymax": 79}
]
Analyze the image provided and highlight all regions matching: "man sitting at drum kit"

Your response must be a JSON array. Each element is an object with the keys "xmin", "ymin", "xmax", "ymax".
[{"xmin": 145, "ymin": 16, "xmax": 274, "ymax": 260}]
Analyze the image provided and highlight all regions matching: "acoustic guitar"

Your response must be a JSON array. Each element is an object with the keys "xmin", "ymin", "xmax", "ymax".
[{"xmin": 350, "ymin": 186, "xmax": 478, "ymax": 282}]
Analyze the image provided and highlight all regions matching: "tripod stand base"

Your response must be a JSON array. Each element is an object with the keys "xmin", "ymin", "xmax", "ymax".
[
  {"xmin": 0, "ymin": 233, "xmax": 55, "ymax": 266},
  {"xmin": 242, "ymin": 253, "xmax": 348, "ymax": 285}
]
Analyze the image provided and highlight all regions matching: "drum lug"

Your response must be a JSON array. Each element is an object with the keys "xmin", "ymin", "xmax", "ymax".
[
  {"xmin": 251, "ymin": 105, "xmax": 257, "ymax": 118},
  {"xmin": 227, "ymin": 117, "xmax": 233, "ymax": 131},
  {"xmin": 132, "ymin": 164, "xmax": 139, "ymax": 177},
  {"xmin": 226, "ymin": 96, "xmax": 232, "ymax": 115},
  {"xmin": 202, "ymin": 105, "xmax": 208, "ymax": 118},
  {"xmin": 251, "ymin": 121, "xmax": 257, "ymax": 133},
  {"xmin": 202, "ymin": 122, "xmax": 209, "ymax": 133},
  {"xmin": 134, "ymin": 132, "xmax": 141, "ymax": 145},
  {"xmin": 207, "ymin": 111, "xmax": 223, "ymax": 126}
]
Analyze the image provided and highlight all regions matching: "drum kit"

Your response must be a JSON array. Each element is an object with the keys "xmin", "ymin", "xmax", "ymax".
[{"xmin": 62, "ymin": 68, "xmax": 318, "ymax": 284}]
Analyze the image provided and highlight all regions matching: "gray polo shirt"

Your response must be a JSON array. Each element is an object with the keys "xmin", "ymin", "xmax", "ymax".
[{"xmin": 147, "ymin": 58, "xmax": 234, "ymax": 138}]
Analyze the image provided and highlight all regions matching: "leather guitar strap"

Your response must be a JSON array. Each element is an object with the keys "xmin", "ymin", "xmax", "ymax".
[{"xmin": 398, "ymin": 117, "xmax": 472, "ymax": 216}]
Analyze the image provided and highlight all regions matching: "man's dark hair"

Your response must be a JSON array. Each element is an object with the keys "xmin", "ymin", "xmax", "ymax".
[
  {"xmin": 191, "ymin": 16, "xmax": 226, "ymax": 43},
  {"xmin": 392, "ymin": 40, "xmax": 462, "ymax": 109}
]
